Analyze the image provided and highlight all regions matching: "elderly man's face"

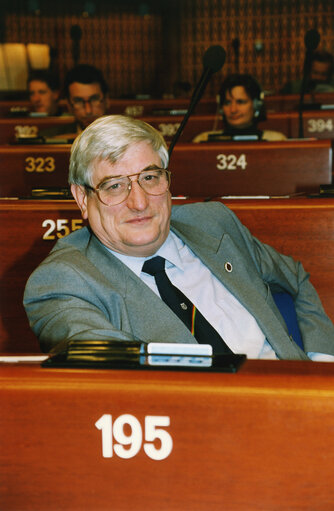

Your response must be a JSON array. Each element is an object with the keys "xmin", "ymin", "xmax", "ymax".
[{"xmin": 71, "ymin": 141, "xmax": 172, "ymax": 257}]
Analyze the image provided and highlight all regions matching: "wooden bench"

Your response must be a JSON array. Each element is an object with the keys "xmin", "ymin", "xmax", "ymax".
[
  {"xmin": 1, "ymin": 197, "xmax": 334, "ymax": 353},
  {"xmin": 0, "ymin": 140, "xmax": 331, "ymax": 198}
]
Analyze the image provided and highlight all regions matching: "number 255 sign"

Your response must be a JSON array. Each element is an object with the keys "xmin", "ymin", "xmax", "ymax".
[{"xmin": 95, "ymin": 414, "xmax": 173, "ymax": 460}]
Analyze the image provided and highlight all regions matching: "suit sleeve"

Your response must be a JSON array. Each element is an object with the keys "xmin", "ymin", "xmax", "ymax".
[
  {"xmin": 23, "ymin": 258, "xmax": 136, "ymax": 353},
  {"xmin": 220, "ymin": 203, "xmax": 334, "ymax": 351}
]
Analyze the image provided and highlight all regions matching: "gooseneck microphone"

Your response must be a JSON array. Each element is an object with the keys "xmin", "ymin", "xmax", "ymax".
[
  {"xmin": 298, "ymin": 29, "xmax": 320, "ymax": 138},
  {"xmin": 168, "ymin": 45, "xmax": 226, "ymax": 157},
  {"xmin": 232, "ymin": 38, "xmax": 240, "ymax": 73},
  {"xmin": 70, "ymin": 24, "xmax": 82, "ymax": 67}
]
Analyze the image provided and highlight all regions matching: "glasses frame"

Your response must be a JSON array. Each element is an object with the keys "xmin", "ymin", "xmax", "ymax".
[
  {"xmin": 69, "ymin": 94, "xmax": 104, "ymax": 110},
  {"xmin": 84, "ymin": 168, "xmax": 171, "ymax": 206}
]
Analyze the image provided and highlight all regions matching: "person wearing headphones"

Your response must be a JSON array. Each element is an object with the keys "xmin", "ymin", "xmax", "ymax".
[{"xmin": 193, "ymin": 73, "xmax": 287, "ymax": 142}]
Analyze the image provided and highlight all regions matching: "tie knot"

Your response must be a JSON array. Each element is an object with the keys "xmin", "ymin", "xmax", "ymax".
[{"xmin": 142, "ymin": 256, "xmax": 166, "ymax": 276}]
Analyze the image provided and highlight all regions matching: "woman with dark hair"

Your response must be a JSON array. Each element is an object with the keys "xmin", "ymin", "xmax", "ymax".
[{"xmin": 193, "ymin": 73, "xmax": 286, "ymax": 142}]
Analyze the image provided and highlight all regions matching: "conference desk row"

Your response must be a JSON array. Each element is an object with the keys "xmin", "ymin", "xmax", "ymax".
[
  {"xmin": 2, "ymin": 197, "xmax": 334, "ymax": 354},
  {"xmin": 1, "ymin": 91, "xmax": 334, "ymax": 116},
  {"xmin": 2, "ymin": 357, "xmax": 334, "ymax": 511},
  {"xmin": 1, "ymin": 110, "xmax": 334, "ymax": 144},
  {"xmin": 0, "ymin": 140, "xmax": 332, "ymax": 198}
]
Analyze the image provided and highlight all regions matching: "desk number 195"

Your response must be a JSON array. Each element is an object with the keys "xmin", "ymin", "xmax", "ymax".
[{"xmin": 95, "ymin": 414, "xmax": 173, "ymax": 460}]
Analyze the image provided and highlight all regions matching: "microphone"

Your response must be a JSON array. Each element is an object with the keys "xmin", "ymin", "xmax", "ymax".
[
  {"xmin": 298, "ymin": 29, "xmax": 320, "ymax": 137},
  {"xmin": 168, "ymin": 45, "xmax": 226, "ymax": 157},
  {"xmin": 304, "ymin": 29, "xmax": 320, "ymax": 52},
  {"xmin": 232, "ymin": 38, "xmax": 240, "ymax": 72},
  {"xmin": 70, "ymin": 24, "xmax": 82, "ymax": 67}
]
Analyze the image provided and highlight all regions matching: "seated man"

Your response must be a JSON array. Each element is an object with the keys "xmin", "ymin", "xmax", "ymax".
[
  {"xmin": 41, "ymin": 64, "xmax": 109, "ymax": 141},
  {"xmin": 24, "ymin": 115, "xmax": 334, "ymax": 359},
  {"xmin": 193, "ymin": 74, "xmax": 286, "ymax": 143},
  {"xmin": 281, "ymin": 50, "xmax": 334, "ymax": 94},
  {"xmin": 27, "ymin": 69, "xmax": 62, "ymax": 116}
]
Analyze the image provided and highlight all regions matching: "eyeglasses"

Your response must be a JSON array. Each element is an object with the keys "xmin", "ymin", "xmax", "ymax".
[
  {"xmin": 85, "ymin": 168, "xmax": 171, "ymax": 206},
  {"xmin": 70, "ymin": 94, "xmax": 103, "ymax": 110}
]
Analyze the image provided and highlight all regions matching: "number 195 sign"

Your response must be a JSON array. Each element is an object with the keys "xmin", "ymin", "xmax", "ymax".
[{"xmin": 95, "ymin": 414, "xmax": 173, "ymax": 460}]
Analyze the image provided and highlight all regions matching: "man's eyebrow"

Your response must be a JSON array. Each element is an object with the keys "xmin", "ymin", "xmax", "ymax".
[
  {"xmin": 71, "ymin": 94, "xmax": 102, "ymax": 100},
  {"xmin": 96, "ymin": 164, "xmax": 163, "ymax": 186}
]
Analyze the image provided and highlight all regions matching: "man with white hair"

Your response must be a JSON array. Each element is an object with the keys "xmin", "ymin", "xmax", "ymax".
[{"xmin": 24, "ymin": 115, "xmax": 334, "ymax": 359}]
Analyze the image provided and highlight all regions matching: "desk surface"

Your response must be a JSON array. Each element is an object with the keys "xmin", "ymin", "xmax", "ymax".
[{"xmin": 1, "ymin": 358, "xmax": 334, "ymax": 511}]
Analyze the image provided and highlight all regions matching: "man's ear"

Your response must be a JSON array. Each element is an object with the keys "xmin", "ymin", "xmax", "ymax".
[{"xmin": 71, "ymin": 184, "xmax": 88, "ymax": 219}]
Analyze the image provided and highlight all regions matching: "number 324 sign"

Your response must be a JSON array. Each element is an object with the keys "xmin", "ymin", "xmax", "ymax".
[{"xmin": 95, "ymin": 414, "xmax": 173, "ymax": 461}]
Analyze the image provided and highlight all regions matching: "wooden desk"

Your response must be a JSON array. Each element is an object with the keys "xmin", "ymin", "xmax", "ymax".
[
  {"xmin": 0, "ymin": 200, "xmax": 81, "ymax": 352},
  {"xmin": 264, "ymin": 92, "xmax": 334, "ymax": 112},
  {"xmin": 169, "ymin": 140, "xmax": 333, "ymax": 196},
  {"xmin": 137, "ymin": 112, "xmax": 334, "ymax": 142},
  {"xmin": 2, "ymin": 198, "xmax": 334, "ymax": 353},
  {"xmin": 1, "ymin": 359, "xmax": 334, "ymax": 511},
  {"xmin": 0, "ymin": 140, "xmax": 331, "ymax": 198},
  {"xmin": 0, "ymin": 144, "xmax": 72, "ymax": 197},
  {"xmin": 0, "ymin": 93, "xmax": 333, "ymax": 119},
  {"xmin": 287, "ymin": 110, "xmax": 334, "ymax": 139},
  {"xmin": 0, "ymin": 117, "xmax": 75, "ymax": 144}
]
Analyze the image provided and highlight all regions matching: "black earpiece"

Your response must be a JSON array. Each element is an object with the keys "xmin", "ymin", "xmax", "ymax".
[{"xmin": 253, "ymin": 97, "xmax": 264, "ymax": 118}]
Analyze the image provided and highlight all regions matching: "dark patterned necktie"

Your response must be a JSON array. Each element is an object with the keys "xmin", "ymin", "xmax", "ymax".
[{"xmin": 142, "ymin": 256, "xmax": 233, "ymax": 354}]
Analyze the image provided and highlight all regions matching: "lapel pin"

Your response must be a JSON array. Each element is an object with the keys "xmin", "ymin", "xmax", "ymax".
[{"xmin": 224, "ymin": 262, "xmax": 233, "ymax": 272}]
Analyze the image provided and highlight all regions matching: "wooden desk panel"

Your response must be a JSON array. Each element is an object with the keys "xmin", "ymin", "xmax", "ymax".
[
  {"xmin": 142, "ymin": 114, "xmax": 221, "ymax": 142},
  {"xmin": 0, "ymin": 140, "xmax": 331, "ymax": 198},
  {"xmin": 287, "ymin": 110, "xmax": 334, "ymax": 139},
  {"xmin": 0, "ymin": 117, "xmax": 75, "ymax": 144},
  {"xmin": 169, "ymin": 140, "xmax": 332, "ymax": 196},
  {"xmin": 2, "ymin": 198, "xmax": 334, "ymax": 353},
  {"xmin": 0, "ymin": 145, "xmax": 72, "ymax": 197},
  {"xmin": 1, "ymin": 360, "xmax": 334, "ymax": 511},
  {"xmin": 0, "ymin": 200, "xmax": 82, "ymax": 353}
]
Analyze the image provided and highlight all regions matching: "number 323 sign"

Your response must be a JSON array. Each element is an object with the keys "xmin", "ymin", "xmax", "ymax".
[{"xmin": 95, "ymin": 414, "xmax": 173, "ymax": 460}]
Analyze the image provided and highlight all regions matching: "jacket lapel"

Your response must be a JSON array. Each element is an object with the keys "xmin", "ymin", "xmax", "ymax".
[
  {"xmin": 86, "ymin": 232, "xmax": 197, "ymax": 345},
  {"xmin": 171, "ymin": 221, "xmax": 308, "ymax": 360},
  {"xmin": 85, "ymin": 226, "xmax": 307, "ymax": 359}
]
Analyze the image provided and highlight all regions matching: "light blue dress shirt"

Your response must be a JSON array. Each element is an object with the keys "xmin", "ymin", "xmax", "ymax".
[{"xmin": 108, "ymin": 233, "xmax": 334, "ymax": 361}]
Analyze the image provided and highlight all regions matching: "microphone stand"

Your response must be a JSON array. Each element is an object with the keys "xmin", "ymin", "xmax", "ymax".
[
  {"xmin": 298, "ymin": 57, "xmax": 310, "ymax": 138},
  {"xmin": 298, "ymin": 29, "xmax": 320, "ymax": 138},
  {"xmin": 168, "ymin": 67, "xmax": 212, "ymax": 157}
]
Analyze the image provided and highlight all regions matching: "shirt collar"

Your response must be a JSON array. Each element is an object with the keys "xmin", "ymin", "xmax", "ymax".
[{"xmin": 105, "ymin": 232, "xmax": 184, "ymax": 278}]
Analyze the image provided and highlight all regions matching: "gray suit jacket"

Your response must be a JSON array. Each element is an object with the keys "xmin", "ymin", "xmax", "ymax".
[{"xmin": 24, "ymin": 202, "xmax": 334, "ymax": 357}]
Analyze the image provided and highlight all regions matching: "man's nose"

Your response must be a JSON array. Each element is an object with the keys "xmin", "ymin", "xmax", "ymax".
[
  {"xmin": 126, "ymin": 180, "xmax": 149, "ymax": 210},
  {"xmin": 84, "ymin": 100, "xmax": 93, "ymax": 114},
  {"xmin": 230, "ymin": 101, "xmax": 238, "ymax": 112}
]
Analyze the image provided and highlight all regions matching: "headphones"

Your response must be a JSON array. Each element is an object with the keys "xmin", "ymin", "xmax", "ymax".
[{"xmin": 253, "ymin": 94, "xmax": 264, "ymax": 118}]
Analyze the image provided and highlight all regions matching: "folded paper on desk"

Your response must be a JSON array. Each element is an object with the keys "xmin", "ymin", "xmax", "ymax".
[{"xmin": 42, "ymin": 340, "xmax": 246, "ymax": 372}]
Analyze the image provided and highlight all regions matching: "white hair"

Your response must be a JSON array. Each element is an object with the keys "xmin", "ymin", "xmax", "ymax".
[{"xmin": 69, "ymin": 115, "xmax": 169, "ymax": 186}]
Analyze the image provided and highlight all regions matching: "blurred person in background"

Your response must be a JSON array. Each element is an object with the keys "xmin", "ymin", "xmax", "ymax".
[{"xmin": 193, "ymin": 74, "xmax": 286, "ymax": 143}]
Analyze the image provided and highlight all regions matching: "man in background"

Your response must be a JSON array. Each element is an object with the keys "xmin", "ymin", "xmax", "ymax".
[
  {"xmin": 281, "ymin": 50, "xmax": 334, "ymax": 94},
  {"xmin": 41, "ymin": 64, "xmax": 109, "ymax": 141},
  {"xmin": 28, "ymin": 69, "xmax": 62, "ymax": 116}
]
